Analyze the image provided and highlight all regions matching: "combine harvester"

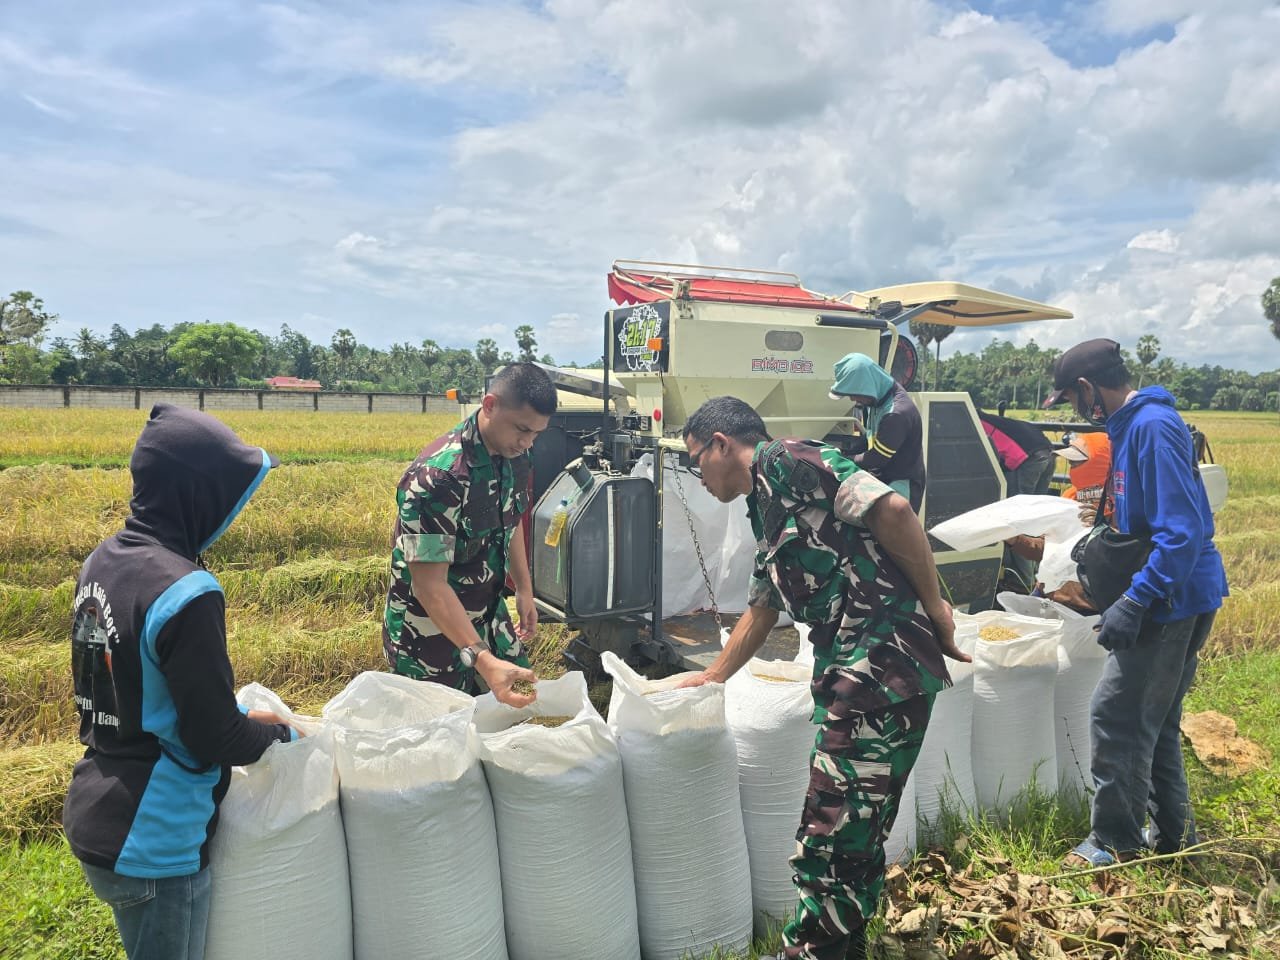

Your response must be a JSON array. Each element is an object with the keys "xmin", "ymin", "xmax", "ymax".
[{"xmin": 478, "ymin": 260, "xmax": 1096, "ymax": 672}]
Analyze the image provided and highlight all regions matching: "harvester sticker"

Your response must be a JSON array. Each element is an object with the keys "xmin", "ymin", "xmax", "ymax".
[
  {"xmin": 751, "ymin": 357, "xmax": 815, "ymax": 374},
  {"xmin": 612, "ymin": 302, "xmax": 670, "ymax": 373}
]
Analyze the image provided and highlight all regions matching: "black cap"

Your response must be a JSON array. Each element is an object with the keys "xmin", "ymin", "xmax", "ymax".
[{"xmin": 1043, "ymin": 338, "xmax": 1124, "ymax": 408}]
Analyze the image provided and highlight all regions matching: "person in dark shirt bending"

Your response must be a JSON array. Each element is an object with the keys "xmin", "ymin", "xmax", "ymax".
[{"xmin": 828, "ymin": 352, "xmax": 925, "ymax": 512}]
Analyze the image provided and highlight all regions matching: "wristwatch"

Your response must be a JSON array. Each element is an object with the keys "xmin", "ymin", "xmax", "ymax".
[{"xmin": 458, "ymin": 642, "xmax": 490, "ymax": 670}]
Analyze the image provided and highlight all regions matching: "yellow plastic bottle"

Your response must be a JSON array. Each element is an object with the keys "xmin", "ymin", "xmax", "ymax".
[{"xmin": 544, "ymin": 498, "xmax": 570, "ymax": 547}]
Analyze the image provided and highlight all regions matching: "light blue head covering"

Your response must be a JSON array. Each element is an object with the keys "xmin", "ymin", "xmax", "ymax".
[
  {"xmin": 830, "ymin": 352, "xmax": 895, "ymax": 405},
  {"xmin": 830, "ymin": 352, "xmax": 897, "ymax": 437}
]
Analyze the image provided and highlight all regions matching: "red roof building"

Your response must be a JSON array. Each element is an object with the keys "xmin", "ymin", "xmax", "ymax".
[{"xmin": 265, "ymin": 376, "xmax": 322, "ymax": 391}]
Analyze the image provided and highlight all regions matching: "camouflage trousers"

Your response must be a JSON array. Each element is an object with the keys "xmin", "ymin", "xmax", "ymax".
[{"xmin": 782, "ymin": 692, "xmax": 935, "ymax": 960}]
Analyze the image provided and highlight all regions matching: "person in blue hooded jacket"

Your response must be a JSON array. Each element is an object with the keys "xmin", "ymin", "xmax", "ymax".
[
  {"xmin": 829, "ymin": 352, "xmax": 925, "ymax": 512},
  {"xmin": 1044, "ymin": 339, "xmax": 1227, "ymax": 867},
  {"xmin": 64, "ymin": 405, "xmax": 304, "ymax": 960}
]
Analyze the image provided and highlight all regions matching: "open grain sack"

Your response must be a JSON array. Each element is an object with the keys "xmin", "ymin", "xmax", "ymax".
[
  {"xmin": 928, "ymin": 494, "xmax": 1084, "ymax": 553},
  {"xmin": 724, "ymin": 657, "xmax": 814, "ymax": 934},
  {"xmin": 324, "ymin": 671, "xmax": 506, "ymax": 960},
  {"xmin": 603, "ymin": 652, "xmax": 753, "ymax": 960},
  {"xmin": 964, "ymin": 612, "xmax": 1062, "ymax": 813},
  {"xmin": 473, "ymin": 672, "xmax": 639, "ymax": 960},
  {"xmin": 998, "ymin": 593, "xmax": 1104, "ymax": 799},
  {"xmin": 910, "ymin": 622, "xmax": 979, "ymax": 840},
  {"xmin": 205, "ymin": 684, "xmax": 351, "ymax": 960}
]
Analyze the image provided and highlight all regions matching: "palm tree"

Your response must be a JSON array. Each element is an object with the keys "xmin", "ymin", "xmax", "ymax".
[
  {"xmin": 909, "ymin": 320, "xmax": 953, "ymax": 389},
  {"xmin": 74, "ymin": 328, "xmax": 104, "ymax": 361},
  {"xmin": 1135, "ymin": 334, "xmax": 1161, "ymax": 388}
]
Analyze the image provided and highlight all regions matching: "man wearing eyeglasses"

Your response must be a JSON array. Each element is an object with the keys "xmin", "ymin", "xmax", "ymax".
[{"xmin": 679, "ymin": 396, "xmax": 969, "ymax": 960}]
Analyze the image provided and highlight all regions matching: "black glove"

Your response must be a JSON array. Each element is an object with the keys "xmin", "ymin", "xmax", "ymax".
[{"xmin": 1095, "ymin": 594, "xmax": 1147, "ymax": 651}]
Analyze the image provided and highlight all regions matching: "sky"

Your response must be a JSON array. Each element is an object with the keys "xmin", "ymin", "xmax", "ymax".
[{"xmin": 2, "ymin": 0, "xmax": 1278, "ymax": 372}]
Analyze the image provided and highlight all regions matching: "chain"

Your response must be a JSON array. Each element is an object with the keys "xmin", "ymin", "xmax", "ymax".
[{"xmin": 666, "ymin": 448, "xmax": 724, "ymax": 635}]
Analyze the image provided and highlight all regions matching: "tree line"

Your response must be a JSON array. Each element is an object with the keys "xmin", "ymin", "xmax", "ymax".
[
  {"xmin": 0, "ymin": 295, "xmax": 567, "ymax": 394},
  {"xmin": 2, "ymin": 279, "xmax": 1278, "ymax": 409},
  {"xmin": 914, "ymin": 333, "xmax": 1277, "ymax": 413}
]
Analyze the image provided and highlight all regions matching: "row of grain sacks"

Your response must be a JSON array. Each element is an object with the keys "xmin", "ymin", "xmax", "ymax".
[
  {"xmin": 737, "ymin": 597, "xmax": 1108, "ymax": 932},
  {"xmin": 203, "ymin": 664, "xmax": 757, "ymax": 960},
  {"xmin": 914, "ymin": 595, "xmax": 1106, "ymax": 832},
  {"xmin": 201, "ymin": 593, "xmax": 1104, "ymax": 958}
]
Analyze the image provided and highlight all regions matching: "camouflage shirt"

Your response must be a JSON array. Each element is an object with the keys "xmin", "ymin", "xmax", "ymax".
[
  {"xmin": 382, "ymin": 413, "xmax": 531, "ymax": 689},
  {"xmin": 747, "ymin": 438, "xmax": 950, "ymax": 719}
]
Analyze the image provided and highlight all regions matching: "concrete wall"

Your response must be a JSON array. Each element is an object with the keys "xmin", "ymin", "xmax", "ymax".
[
  {"xmin": 0, "ymin": 385, "xmax": 65, "ymax": 407},
  {"xmin": 201, "ymin": 390, "xmax": 261, "ymax": 412},
  {"xmin": 0, "ymin": 384, "xmax": 456, "ymax": 413},
  {"xmin": 69, "ymin": 388, "xmax": 137, "ymax": 409},
  {"xmin": 371, "ymin": 393, "xmax": 422, "ymax": 414},
  {"xmin": 317, "ymin": 393, "xmax": 368, "ymax": 413},
  {"xmin": 261, "ymin": 392, "xmax": 316, "ymax": 412},
  {"xmin": 142, "ymin": 390, "xmax": 202, "ymax": 409}
]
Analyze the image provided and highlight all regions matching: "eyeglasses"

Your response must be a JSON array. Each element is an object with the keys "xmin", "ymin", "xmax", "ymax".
[{"xmin": 686, "ymin": 441, "xmax": 709, "ymax": 479}]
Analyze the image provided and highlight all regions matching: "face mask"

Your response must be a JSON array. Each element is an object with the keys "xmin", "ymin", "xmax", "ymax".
[{"xmin": 1076, "ymin": 380, "xmax": 1108, "ymax": 427}]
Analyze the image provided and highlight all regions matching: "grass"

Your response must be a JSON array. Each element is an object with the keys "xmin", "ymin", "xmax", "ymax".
[
  {"xmin": 1185, "ymin": 648, "xmax": 1280, "ymax": 837},
  {"xmin": 0, "ymin": 461, "xmax": 404, "ymax": 588},
  {"xmin": 0, "ymin": 839, "xmax": 123, "ymax": 960},
  {"xmin": 0, "ymin": 743, "xmax": 82, "ymax": 846},
  {"xmin": 889, "ymin": 785, "xmax": 1280, "ymax": 959},
  {"xmin": 1, "ymin": 407, "xmax": 1277, "ymax": 958},
  {"xmin": 0, "ymin": 409, "xmax": 457, "ymax": 468}
]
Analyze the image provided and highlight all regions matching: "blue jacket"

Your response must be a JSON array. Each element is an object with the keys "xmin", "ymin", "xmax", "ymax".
[{"xmin": 1106, "ymin": 387, "xmax": 1228, "ymax": 622}]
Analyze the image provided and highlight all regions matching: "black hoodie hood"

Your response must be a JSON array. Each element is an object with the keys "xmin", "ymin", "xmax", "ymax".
[{"xmin": 123, "ymin": 404, "xmax": 278, "ymax": 560}]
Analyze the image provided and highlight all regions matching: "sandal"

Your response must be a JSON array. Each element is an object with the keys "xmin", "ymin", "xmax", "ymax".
[{"xmin": 1062, "ymin": 839, "xmax": 1117, "ymax": 868}]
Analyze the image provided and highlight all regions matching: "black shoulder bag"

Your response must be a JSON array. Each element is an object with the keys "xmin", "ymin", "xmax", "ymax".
[
  {"xmin": 1070, "ymin": 427, "xmax": 1202, "ymax": 612},
  {"xmin": 1070, "ymin": 482, "xmax": 1151, "ymax": 613}
]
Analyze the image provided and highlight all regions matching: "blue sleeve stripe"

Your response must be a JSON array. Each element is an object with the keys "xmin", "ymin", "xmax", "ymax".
[
  {"xmin": 199, "ymin": 447, "xmax": 272, "ymax": 553},
  {"xmin": 125, "ymin": 571, "xmax": 226, "ymax": 875},
  {"xmin": 139, "ymin": 571, "xmax": 223, "ymax": 767}
]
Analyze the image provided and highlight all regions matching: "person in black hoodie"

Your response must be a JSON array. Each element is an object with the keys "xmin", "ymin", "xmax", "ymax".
[{"xmin": 64, "ymin": 404, "xmax": 302, "ymax": 960}]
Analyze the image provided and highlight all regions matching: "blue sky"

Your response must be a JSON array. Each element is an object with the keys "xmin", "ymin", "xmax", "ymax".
[{"xmin": 2, "ymin": 1, "xmax": 1278, "ymax": 371}]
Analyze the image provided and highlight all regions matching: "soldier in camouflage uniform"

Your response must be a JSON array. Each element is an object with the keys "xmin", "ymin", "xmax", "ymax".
[
  {"xmin": 382, "ymin": 362, "xmax": 557, "ymax": 707},
  {"xmin": 679, "ymin": 397, "xmax": 970, "ymax": 960}
]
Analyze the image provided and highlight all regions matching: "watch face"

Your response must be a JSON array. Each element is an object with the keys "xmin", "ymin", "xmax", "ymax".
[{"xmin": 459, "ymin": 646, "xmax": 476, "ymax": 668}]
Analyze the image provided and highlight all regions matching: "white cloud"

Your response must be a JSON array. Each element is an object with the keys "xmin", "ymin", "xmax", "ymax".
[
  {"xmin": 542, "ymin": 312, "xmax": 595, "ymax": 354},
  {"xmin": 2, "ymin": 0, "xmax": 1279, "ymax": 371},
  {"xmin": 1099, "ymin": 1, "xmax": 1272, "ymax": 34},
  {"xmin": 1128, "ymin": 230, "xmax": 1178, "ymax": 254},
  {"xmin": 21, "ymin": 93, "xmax": 77, "ymax": 121}
]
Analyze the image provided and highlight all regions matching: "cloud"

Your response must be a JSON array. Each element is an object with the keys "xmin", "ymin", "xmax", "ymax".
[
  {"xmin": 1099, "ymin": 0, "xmax": 1272, "ymax": 34},
  {"xmin": 2, "ymin": 0, "xmax": 1279, "ymax": 373},
  {"xmin": 21, "ymin": 93, "xmax": 77, "ymax": 122},
  {"xmin": 1128, "ymin": 230, "xmax": 1178, "ymax": 254}
]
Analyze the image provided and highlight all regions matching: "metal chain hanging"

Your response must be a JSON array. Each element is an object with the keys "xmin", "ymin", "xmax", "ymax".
[{"xmin": 666, "ymin": 448, "xmax": 724, "ymax": 636}]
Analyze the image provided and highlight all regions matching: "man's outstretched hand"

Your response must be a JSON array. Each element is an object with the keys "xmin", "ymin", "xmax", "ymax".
[
  {"xmin": 480, "ymin": 654, "xmax": 538, "ymax": 708},
  {"xmin": 925, "ymin": 600, "xmax": 970, "ymax": 663}
]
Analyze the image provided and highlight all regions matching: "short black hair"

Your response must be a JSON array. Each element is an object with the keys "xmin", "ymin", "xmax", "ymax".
[
  {"xmin": 1090, "ymin": 362, "xmax": 1132, "ymax": 391},
  {"xmin": 683, "ymin": 396, "xmax": 770, "ymax": 446},
  {"xmin": 490, "ymin": 362, "xmax": 557, "ymax": 416}
]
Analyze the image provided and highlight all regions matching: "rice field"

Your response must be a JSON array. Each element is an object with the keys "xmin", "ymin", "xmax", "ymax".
[{"xmin": 0, "ymin": 406, "xmax": 1277, "ymax": 959}]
